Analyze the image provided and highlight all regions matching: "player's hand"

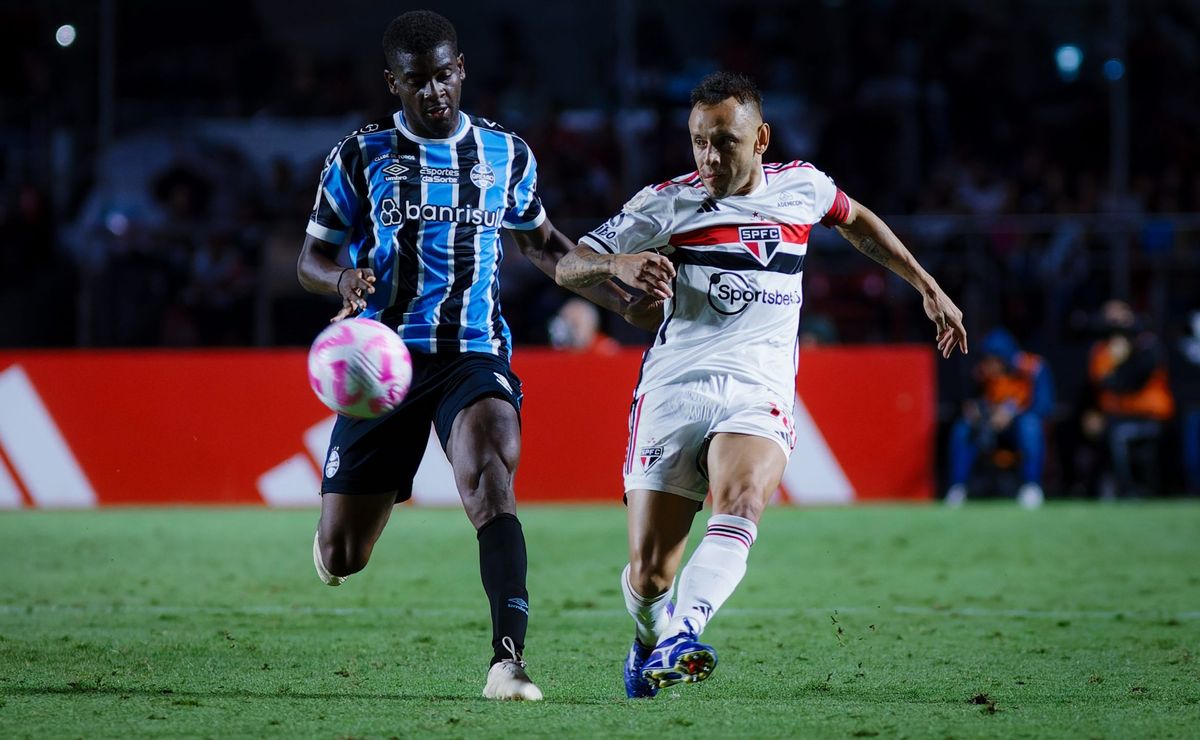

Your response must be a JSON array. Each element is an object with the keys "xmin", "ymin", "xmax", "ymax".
[
  {"xmin": 612, "ymin": 253, "xmax": 675, "ymax": 300},
  {"xmin": 923, "ymin": 286, "xmax": 967, "ymax": 358},
  {"xmin": 623, "ymin": 294, "xmax": 666, "ymax": 332},
  {"xmin": 332, "ymin": 267, "xmax": 376, "ymax": 322}
]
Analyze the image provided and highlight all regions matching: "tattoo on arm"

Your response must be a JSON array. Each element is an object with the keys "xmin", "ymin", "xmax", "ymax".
[
  {"xmin": 838, "ymin": 226, "xmax": 895, "ymax": 269},
  {"xmin": 556, "ymin": 250, "xmax": 614, "ymax": 289},
  {"xmin": 855, "ymin": 234, "xmax": 895, "ymax": 269}
]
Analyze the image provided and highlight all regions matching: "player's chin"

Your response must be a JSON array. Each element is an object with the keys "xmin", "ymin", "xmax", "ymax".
[{"xmin": 419, "ymin": 106, "xmax": 458, "ymax": 136}]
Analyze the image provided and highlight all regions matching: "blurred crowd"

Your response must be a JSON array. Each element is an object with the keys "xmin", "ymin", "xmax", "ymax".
[
  {"xmin": 2, "ymin": 0, "xmax": 1199, "ymax": 495},
  {"xmin": 947, "ymin": 302, "xmax": 1200, "ymax": 504}
]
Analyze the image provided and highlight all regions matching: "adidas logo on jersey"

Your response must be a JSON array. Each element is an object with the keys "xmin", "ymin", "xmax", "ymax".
[{"xmin": 696, "ymin": 197, "xmax": 720, "ymax": 214}]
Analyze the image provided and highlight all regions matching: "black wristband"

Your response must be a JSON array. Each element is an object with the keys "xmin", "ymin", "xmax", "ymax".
[{"xmin": 337, "ymin": 267, "xmax": 353, "ymax": 293}]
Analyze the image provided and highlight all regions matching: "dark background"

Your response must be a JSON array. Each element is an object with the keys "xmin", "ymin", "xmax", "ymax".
[{"xmin": 2, "ymin": 0, "xmax": 1198, "ymax": 494}]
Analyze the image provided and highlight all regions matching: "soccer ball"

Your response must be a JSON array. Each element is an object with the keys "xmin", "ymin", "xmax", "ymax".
[{"xmin": 307, "ymin": 318, "xmax": 413, "ymax": 419}]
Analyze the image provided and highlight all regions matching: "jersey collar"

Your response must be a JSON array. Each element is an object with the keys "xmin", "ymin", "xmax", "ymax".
[
  {"xmin": 393, "ymin": 110, "xmax": 472, "ymax": 145},
  {"xmin": 718, "ymin": 167, "xmax": 769, "ymax": 201}
]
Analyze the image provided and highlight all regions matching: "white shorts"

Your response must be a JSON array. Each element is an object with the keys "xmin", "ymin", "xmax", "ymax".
[{"xmin": 623, "ymin": 375, "xmax": 797, "ymax": 502}]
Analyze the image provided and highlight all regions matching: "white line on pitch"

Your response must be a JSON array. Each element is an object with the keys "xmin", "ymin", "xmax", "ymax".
[{"xmin": 0, "ymin": 603, "xmax": 1196, "ymax": 621}]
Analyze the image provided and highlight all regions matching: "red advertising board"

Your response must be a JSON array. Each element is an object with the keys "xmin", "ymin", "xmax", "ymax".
[{"xmin": 0, "ymin": 347, "xmax": 932, "ymax": 507}]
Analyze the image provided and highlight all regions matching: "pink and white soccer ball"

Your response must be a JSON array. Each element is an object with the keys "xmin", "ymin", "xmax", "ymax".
[{"xmin": 307, "ymin": 318, "xmax": 413, "ymax": 418}]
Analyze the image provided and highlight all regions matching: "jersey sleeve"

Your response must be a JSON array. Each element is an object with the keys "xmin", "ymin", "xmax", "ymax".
[
  {"xmin": 809, "ymin": 166, "xmax": 853, "ymax": 227},
  {"xmin": 306, "ymin": 140, "xmax": 362, "ymax": 245},
  {"xmin": 579, "ymin": 186, "xmax": 673, "ymax": 255},
  {"xmin": 502, "ymin": 144, "xmax": 546, "ymax": 231}
]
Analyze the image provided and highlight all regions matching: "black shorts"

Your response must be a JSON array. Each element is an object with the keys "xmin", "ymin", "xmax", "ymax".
[{"xmin": 319, "ymin": 351, "xmax": 523, "ymax": 501}]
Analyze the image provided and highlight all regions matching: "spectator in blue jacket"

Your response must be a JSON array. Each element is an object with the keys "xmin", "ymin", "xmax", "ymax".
[{"xmin": 946, "ymin": 329, "xmax": 1055, "ymax": 508}]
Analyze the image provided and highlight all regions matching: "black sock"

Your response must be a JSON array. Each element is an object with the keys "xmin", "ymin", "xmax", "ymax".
[{"xmin": 477, "ymin": 512, "xmax": 529, "ymax": 665}]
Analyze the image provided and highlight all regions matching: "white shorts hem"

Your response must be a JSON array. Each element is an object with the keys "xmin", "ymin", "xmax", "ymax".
[
  {"xmin": 623, "ymin": 478, "xmax": 707, "ymax": 503},
  {"xmin": 709, "ymin": 424, "xmax": 793, "ymax": 462}
]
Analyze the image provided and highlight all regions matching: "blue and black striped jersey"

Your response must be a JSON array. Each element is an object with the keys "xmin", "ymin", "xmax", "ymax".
[{"xmin": 307, "ymin": 110, "xmax": 544, "ymax": 357}]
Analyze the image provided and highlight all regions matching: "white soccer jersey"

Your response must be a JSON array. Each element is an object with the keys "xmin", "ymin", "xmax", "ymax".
[{"xmin": 581, "ymin": 162, "xmax": 852, "ymax": 401}]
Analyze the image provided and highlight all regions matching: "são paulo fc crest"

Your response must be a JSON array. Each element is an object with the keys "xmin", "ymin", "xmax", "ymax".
[
  {"xmin": 639, "ymin": 445, "xmax": 664, "ymax": 471},
  {"xmin": 738, "ymin": 225, "xmax": 781, "ymax": 266},
  {"xmin": 470, "ymin": 163, "xmax": 496, "ymax": 189}
]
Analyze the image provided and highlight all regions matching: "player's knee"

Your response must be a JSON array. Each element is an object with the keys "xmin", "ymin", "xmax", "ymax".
[
  {"xmin": 457, "ymin": 455, "xmax": 517, "ymax": 525},
  {"xmin": 712, "ymin": 482, "xmax": 767, "ymax": 521},
  {"xmin": 457, "ymin": 452, "xmax": 516, "ymax": 499},
  {"xmin": 322, "ymin": 537, "xmax": 371, "ymax": 577}
]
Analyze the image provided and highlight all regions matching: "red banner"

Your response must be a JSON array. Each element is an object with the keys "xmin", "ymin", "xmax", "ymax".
[{"xmin": 0, "ymin": 347, "xmax": 932, "ymax": 507}]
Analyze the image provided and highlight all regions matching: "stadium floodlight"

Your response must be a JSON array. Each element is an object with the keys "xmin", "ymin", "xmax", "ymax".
[
  {"xmin": 1055, "ymin": 45, "xmax": 1083, "ymax": 81},
  {"xmin": 55, "ymin": 24, "xmax": 77, "ymax": 47}
]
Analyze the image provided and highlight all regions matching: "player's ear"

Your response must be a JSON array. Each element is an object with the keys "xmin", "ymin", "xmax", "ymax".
[
  {"xmin": 457, "ymin": 53, "xmax": 466, "ymax": 80},
  {"xmin": 755, "ymin": 122, "xmax": 770, "ymax": 155},
  {"xmin": 384, "ymin": 69, "xmax": 400, "ymax": 96}
]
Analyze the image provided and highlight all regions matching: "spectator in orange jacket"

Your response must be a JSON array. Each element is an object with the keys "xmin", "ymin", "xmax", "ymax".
[
  {"xmin": 1084, "ymin": 300, "xmax": 1174, "ymax": 498},
  {"xmin": 946, "ymin": 328, "xmax": 1054, "ymax": 508}
]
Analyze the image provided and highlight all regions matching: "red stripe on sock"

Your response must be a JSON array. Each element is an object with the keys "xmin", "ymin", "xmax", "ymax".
[
  {"xmin": 700, "ymin": 530, "xmax": 748, "ymax": 549},
  {"xmin": 707, "ymin": 524, "xmax": 755, "ymax": 544}
]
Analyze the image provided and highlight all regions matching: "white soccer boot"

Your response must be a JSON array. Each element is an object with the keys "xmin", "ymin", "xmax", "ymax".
[
  {"xmin": 1017, "ymin": 482, "xmax": 1044, "ymax": 509},
  {"xmin": 944, "ymin": 484, "xmax": 967, "ymax": 508},
  {"xmin": 482, "ymin": 636, "xmax": 543, "ymax": 701},
  {"xmin": 313, "ymin": 531, "xmax": 347, "ymax": 586}
]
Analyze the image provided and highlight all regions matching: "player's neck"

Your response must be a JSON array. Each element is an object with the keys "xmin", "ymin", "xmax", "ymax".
[{"xmin": 730, "ymin": 165, "xmax": 764, "ymax": 197}]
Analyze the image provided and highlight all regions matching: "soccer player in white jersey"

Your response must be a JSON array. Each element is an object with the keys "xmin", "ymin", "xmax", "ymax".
[{"xmin": 555, "ymin": 72, "xmax": 968, "ymax": 697}]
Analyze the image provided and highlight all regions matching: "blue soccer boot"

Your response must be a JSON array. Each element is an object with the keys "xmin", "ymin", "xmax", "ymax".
[{"xmin": 641, "ymin": 620, "xmax": 717, "ymax": 689}]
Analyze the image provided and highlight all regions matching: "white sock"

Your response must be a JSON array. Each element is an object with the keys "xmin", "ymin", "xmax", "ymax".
[
  {"xmin": 313, "ymin": 531, "xmax": 346, "ymax": 586},
  {"xmin": 621, "ymin": 563, "xmax": 672, "ymax": 648},
  {"xmin": 665, "ymin": 514, "xmax": 757, "ymax": 637}
]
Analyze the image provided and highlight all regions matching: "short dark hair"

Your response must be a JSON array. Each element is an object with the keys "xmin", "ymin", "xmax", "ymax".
[
  {"xmin": 382, "ymin": 10, "xmax": 458, "ymax": 62},
  {"xmin": 690, "ymin": 71, "xmax": 763, "ymax": 113}
]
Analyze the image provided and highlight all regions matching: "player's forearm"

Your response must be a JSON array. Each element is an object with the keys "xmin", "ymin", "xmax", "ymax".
[
  {"xmin": 297, "ymin": 236, "xmax": 344, "ymax": 296},
  {"xmin": 523, "ymin": 232, "xmax": 632, "ymax": 316},
  {"xmin": 836, "ymin": 204, "xmax": 936, "ymax": 295},
  {"xmin": 555, "ymin": 247, "xmax": 619, "ymax": 289},
  {"xmin": 541, "ymin": 248, "xmax": 632, "ymax": 315},
  {"xmin": 580, "ymin": 282, "xmax": 636, "ymax": 316}
]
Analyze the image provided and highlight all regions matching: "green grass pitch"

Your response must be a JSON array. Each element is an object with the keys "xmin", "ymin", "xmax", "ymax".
[{"xmin": 1, "ymin": 503, "xmax": 1198, "ymax": 738}]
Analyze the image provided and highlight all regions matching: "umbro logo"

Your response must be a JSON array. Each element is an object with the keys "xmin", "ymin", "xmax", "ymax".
[{"xmin": 382, "ymin": 163, "xmax": 409, "ymax": 182}]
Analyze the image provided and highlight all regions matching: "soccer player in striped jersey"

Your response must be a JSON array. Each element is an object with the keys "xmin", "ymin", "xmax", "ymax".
[
  {"xmin": 556, "ymin": 72, "xmax": 968, "ymax": 697},
  {"xmin": 298, "ymin": 10, "xmax": 643, "ymax": 701}
]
